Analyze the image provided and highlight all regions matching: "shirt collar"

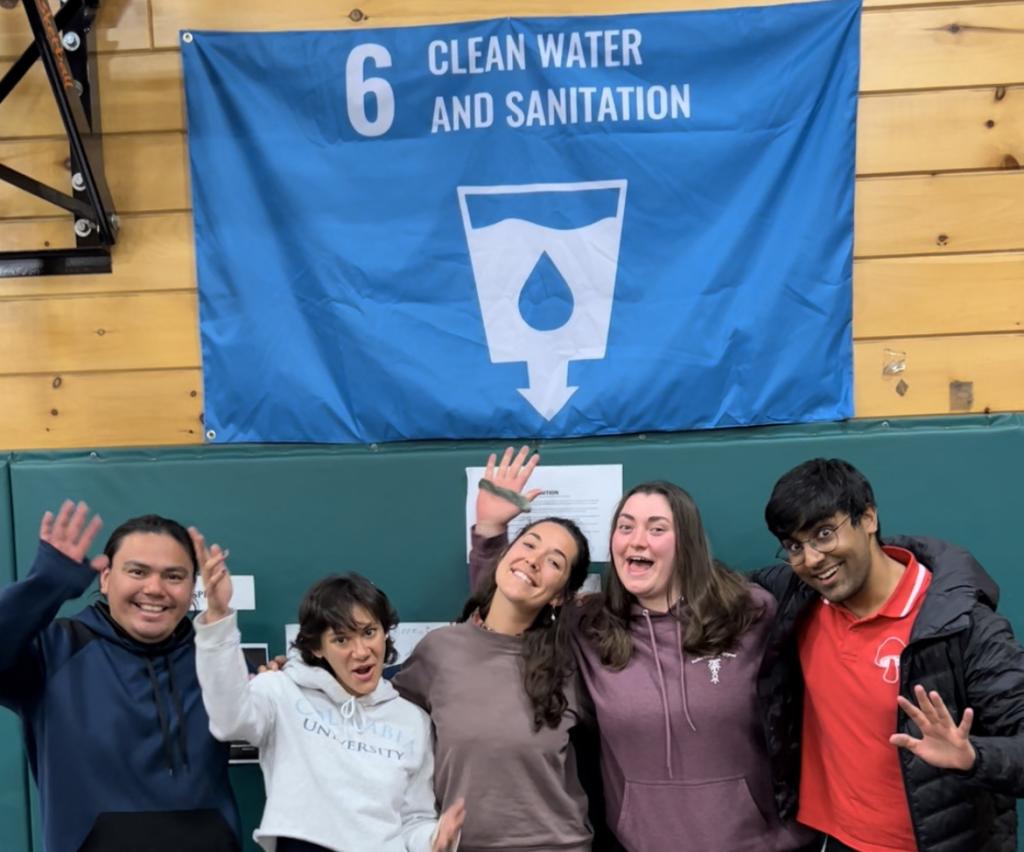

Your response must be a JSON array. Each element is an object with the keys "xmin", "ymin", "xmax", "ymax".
[{"xmin": 876, "ymin": 545, "xmax": 930, "ymax": 619}]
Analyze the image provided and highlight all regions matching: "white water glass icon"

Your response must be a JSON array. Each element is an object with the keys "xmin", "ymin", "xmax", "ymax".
[{"xmin": 457, "ymin": 180, "xmax": 628, "ymax": 420}]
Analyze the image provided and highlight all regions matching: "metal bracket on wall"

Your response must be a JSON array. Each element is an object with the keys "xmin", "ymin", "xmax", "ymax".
[{"xmin": 0, "ymin": 0, "xmax": 117, "ymax": 277}]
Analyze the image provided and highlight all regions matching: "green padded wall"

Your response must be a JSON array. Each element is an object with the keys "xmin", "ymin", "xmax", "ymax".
[
  {"xmin": 3, "ymin": 413, "xmax": 1024, "ymax": 850},
  {"xmin": 0, "ymin": 458, "xmax": 32, "ymax": 852}
]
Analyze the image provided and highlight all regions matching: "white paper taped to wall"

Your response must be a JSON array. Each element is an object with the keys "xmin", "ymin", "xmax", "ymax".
[{"xmin": 194, "ymin": 575, "xmax": 255, "ymax": 611}]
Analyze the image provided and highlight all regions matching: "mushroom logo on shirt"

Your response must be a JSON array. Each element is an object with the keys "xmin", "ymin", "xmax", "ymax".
[{"xmin": 874, "ymin": 637, "xmax": 906, "ymax": 684}]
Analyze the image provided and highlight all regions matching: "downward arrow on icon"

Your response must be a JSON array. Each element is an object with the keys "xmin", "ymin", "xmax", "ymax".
[{"xmin": 518, "ymin": 355, "xmax": 577, "ymax": 421}]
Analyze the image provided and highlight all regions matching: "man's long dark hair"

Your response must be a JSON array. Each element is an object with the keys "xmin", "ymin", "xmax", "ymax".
[{"xmin": 460, "ymin": 517, "xmax": 590, "ymax": 731}]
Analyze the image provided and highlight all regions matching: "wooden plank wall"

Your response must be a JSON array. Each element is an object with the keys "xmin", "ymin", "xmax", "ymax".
[{"xmin": 0, "ymin": 0, "xmax": 1022, "ymax": 450}]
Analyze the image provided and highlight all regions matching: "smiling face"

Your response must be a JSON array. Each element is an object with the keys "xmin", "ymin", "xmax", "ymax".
[
  {"xmin": 494, "ymin": 521, "xmax": 578, "ymax": 614},
  {"xmin": 313, "ymin": 605, "xmax": 387, "ymax": 697},
  {"xmin": 99, "ymin": 532, "xmax": 195, "ymax": 643},
  {"xmin": 611, "ymin": 491, "xmax": 681, "ymax": 611},
  {"xmin": 786, "ymin": 508, "xmax": 877, "ymax": 608}
]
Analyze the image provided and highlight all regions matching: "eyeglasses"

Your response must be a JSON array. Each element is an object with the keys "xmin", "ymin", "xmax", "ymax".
[{"xmin": 775, "ymin": 516, "xmax": 851, "ymax": 566}]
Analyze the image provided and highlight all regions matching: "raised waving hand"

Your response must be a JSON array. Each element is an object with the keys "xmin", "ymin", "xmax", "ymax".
[
  {"xmin": 890, "ymin": 685, "xmax": 976, "ymax": 771},
  {"xmin": 40, "ymin": 500, "xmax": 108, "ymax": 572},
  {"xmin": 475, "ymin": 446, "xmax": 542, "ymax": 537},
  {"xmin": 189, "ymin": 527, "xmax": 232, "ymax": 623}
]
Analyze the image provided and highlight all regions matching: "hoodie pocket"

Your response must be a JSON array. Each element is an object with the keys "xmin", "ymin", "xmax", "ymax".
[
  {"xmin": 79, "ymin": 809, "xmax": 240, "ymax": 852},
  {"xmin": 616, "ymin": 775, "xmax": 769, "ymax": 852}
]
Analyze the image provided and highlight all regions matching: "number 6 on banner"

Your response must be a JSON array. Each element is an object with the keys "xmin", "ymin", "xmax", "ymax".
[{"xmin": 345, "ymin": 44, "xmax": 395, "ymax": 137}]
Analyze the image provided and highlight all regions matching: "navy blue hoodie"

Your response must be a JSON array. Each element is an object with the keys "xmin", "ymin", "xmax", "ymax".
[{"xmin": 0, "ymin": 541, "xmax": 241, "ymax": 852}]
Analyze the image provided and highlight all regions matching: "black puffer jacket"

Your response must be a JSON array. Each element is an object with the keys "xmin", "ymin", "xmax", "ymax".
[{"xmin": 753, "ymin": 536, "xmax": 1024, "ymax": 852}]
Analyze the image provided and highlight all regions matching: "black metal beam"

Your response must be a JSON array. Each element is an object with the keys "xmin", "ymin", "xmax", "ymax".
[
  {"xmin": 0, "ymin": 0, "xmax": 117, "ymax": 278},
  {"xmin": 0, "ymin": 248, "xmax": 111, "ymax": 277},
  {"xmin": 0, "ymin": 0, "xmax": 87, "ymax": 106},
  {"xmin": 21, "ymin": 0, "xmax": 116, "ymax": 244},
  {"xmin": 0, "ymin": 162, "xmax": 97, "ymax": 219}
]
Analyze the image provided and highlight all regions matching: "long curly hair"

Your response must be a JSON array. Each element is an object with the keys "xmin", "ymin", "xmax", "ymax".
[
  {"xmin": 460, "ymin": 517, "xmax": 590, "ymax": 731},
  {"xmin": 580, "ymin": 481, "xmax": 763, "ymax": 669}
]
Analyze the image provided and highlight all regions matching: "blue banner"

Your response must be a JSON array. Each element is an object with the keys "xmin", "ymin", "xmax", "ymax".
[{"xmin": 182, "ymin": 0, "xmax": 860, "ymax": 443}]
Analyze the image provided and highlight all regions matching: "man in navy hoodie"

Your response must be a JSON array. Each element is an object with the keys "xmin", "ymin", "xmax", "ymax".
[{"xmin": 0, "ymin": 500, "xmax": 241, "ymax": 852}]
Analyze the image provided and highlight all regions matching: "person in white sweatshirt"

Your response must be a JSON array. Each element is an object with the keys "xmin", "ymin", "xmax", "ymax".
[{"xmin": 191, "ymin": 530, "xmax": 464, "ymax": 852}]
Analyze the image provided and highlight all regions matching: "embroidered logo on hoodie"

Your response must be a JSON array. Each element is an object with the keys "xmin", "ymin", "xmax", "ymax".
[{"xmin": 690, "ymin": 652, "xmax": 737, "ymax": 684}]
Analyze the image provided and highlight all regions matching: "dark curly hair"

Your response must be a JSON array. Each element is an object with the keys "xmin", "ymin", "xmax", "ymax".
[
  {"xmin": 460, "ymin": 517, "xmax": 590, "ymax": 731},
  {"xmin": 292, "ymin": 573, "xmax": 399, "ymax": 671}
]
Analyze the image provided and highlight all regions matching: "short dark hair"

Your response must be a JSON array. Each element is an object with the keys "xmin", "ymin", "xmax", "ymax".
[
  {"xmin": 103, "ymin": 515, "xmax": 199, "ymax": 579},
  {"xmin": 765, "ymin": 458, "xmax": 880, "ymax": 541},
  {"xmin": 292, "ymin": 573, "xmax": 398, "ymax": 669}
]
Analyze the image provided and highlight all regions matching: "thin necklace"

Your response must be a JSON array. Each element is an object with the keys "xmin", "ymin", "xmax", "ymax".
[{"xmin": 477, "ymin": 612, "xmax": 524, "ymax": 637}]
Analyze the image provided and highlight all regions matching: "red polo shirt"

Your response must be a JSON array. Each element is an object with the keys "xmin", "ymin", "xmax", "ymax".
[{"xmin": 797, "ymin": 546, "xmax": 932, "ymax": 852}]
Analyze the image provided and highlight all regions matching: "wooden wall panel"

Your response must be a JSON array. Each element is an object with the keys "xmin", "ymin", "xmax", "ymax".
[
  {"xmin": 0, "ymin": 62, "xmax": 62, "ymax": 140},
  {"xmin": 854, "ymin": 172, "xmax": 1024, "ymax": 257},
  {"xmin": 0, "ymin": 133, "xmax": 187, "ymax": 219},
  {"xmin": 153, "ymin": 1, "xmax": 1024, "ymax": 95},
  {"xmin": 92, "ymin": 0, "xmax": 154, "ymax": 53},
  {"xmin": 0, "ymin": 138, "xmax": 73, "ymax": 219},
  {"xmin": 0, "ymin": 0, "xmax": 151, "ymax": 59},
  {"xmin": 0, "ymin": 291, "xmax": 199, "ymax": 374},
  {"xmin": 0, "ymin": 215, "xmax": 76, "ymax": 253},
  {"xmin": 100, "ymin": 51, "xmax": 184, "ymax": 135},
  {"xmin": 855, "ymin": 335, "xmax": 1024, "ymax": 417},
  {"xmin": 104, "ymin": 133, "xmax": 189, "ymax": 213},
  {"xmin": 1, "ymin": 52, "xmax": 181, "ymax": 140},
  {"xmin": 151, "ymin": 0, "xmax": 819, "ymax": 47},
  {"xmin": 148, "ymin": 0, "xmax": 977, "ymax": 47},
  {"xmin": 857, "ymin": 86, "xmax": 1024, "ymax": 175},
  {"xmin": 860, "ymin": 4, "xmax": 1024, "ymax": 92},
  {"xmin": 0, "ymin": 370, "xmax": 204, "ymax": 451},
  {"xmin": 854, "ymin": 252, "xmax": 1024, "ymax": 337},
  {"xmin": 8, "ymin": 333, "xmax": 1021, "ymax": 451}
]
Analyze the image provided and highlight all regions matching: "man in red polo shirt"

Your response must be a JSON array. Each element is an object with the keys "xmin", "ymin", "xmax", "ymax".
[{"xmin": 756, "ymin": 458, "xmax": 1024, "ymax": 852}]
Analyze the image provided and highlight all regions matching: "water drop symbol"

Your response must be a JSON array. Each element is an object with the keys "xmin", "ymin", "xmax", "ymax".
[{"xmin": 518, "ymin": 252, "xmax": 575, "ymax": 332}]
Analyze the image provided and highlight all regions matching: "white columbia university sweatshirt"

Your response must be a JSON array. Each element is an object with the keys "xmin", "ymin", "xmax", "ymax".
[{"xmin": 195, "ymin": 612, "xmax": 439, "ymax": 852}]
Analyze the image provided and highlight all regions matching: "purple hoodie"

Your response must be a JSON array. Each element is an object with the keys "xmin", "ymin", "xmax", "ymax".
[{"xmin": 471, "ymin": 529, "xmax": 813, "ymax": 852}]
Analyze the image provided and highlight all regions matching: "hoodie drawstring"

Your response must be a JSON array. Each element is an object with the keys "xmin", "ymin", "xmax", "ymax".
[
  {"xmin": 165, "ymin": 659, "xmax": 191, "ymax": 771},
  {"xmin": 676, "ymin": 620, "xmax": 697, "ymax": 733},
  {"xmin": 339, "ymin": 694, "xmax": 367, "ymax": 733},
  {"xmin": 144, "ymin": 657, "xmax": 177, "ymax": 774},
  {"xmin": 643, "ymin": 610, "xmax": 675, "ymax": 779},
  {"xmin": 144, "ymin": 656, "xmax": 190, "ymax": 774}
]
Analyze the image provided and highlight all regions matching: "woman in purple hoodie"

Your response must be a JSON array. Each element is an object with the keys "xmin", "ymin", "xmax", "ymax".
[{"xmin": 470, "ymin": 448, "xmax": 815, "ymax": 852}]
